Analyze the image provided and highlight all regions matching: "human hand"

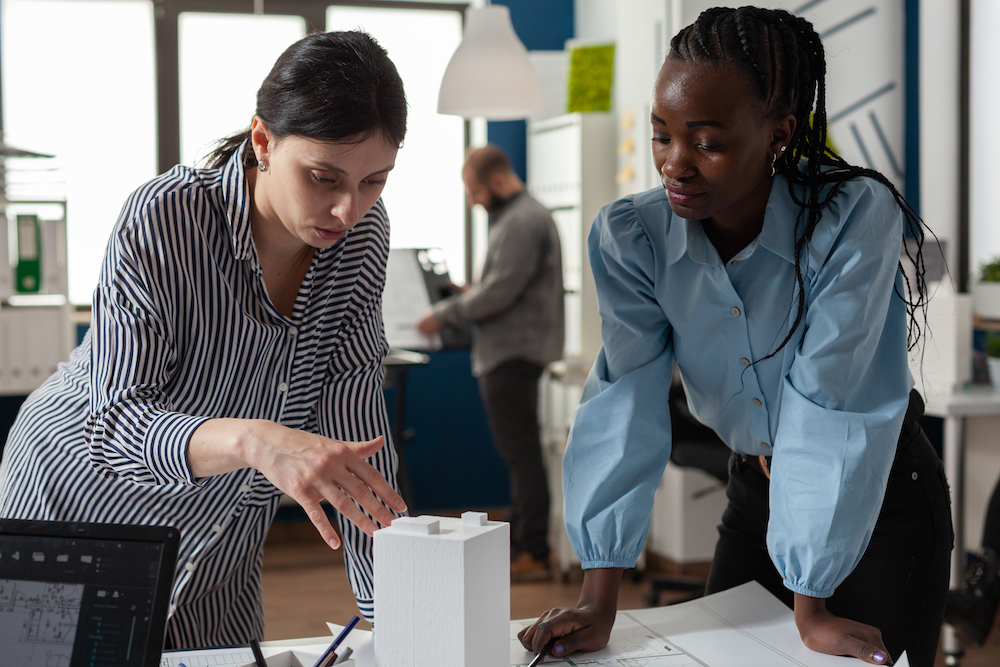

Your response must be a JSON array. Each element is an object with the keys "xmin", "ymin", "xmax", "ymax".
[
  {"xmin": 416, "ymin": 311, "xmax": 440, "ymax": 335},
  {"xmin": 518, "ymin": 603, "xmax": 616, "ymax": 658},
  {"xmin": 794, "ymin": 593, "xmax": 892, "ymax": 665},
  {"xmin": 518, "ymin": 568, "xmax": 623, "ymax": 658},
  {"xmin": 243, "ymin": 422, "xmax": 406, "ymax": 549}
]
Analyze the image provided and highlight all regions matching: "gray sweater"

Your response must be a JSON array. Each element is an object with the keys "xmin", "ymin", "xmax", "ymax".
[{"xmin": 433, "ymin": 190, "xmax": 565, "ymax": 376}]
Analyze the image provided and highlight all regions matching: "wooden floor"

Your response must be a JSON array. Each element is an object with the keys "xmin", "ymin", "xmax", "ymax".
[{"xmin": 261, "ymin": 524, "xmax": 1000, "ymax": 666}]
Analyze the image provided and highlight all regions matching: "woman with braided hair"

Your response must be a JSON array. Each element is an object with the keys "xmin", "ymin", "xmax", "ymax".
[{"xmin": 519, "ymin": 6, "xmax": 950, "ymax": 666}]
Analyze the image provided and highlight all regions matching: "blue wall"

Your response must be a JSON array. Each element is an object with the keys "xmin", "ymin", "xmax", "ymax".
[{"xmin": 487, "ymin": 0, "xmax": 574, "ymax": 181}]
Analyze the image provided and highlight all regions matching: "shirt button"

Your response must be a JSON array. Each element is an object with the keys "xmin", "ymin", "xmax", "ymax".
[
  {"xmin": 911, "ymin": 472, "xmax": 919, "ymax": 481},
  {"xmin": 752, "ymin": 398, "xmax": 762, "ymax": 406},
  {"xmin": 288, "ymin": 328, "xmax": 297, "ymax": 338},
  {"xmin": 239, "ymin": 484, "xmax": 250, "ymax": 494},
  {"xmin": 761, "ymin": 442, "xmax": 771, "ymax": 450},
  {"xmin": 212, "ymin": 523, "xmax": 222, "ymax": 533},
  {"xmin": 731, "ymin": 307, "xmax": 741, "ymax": 317},
  {"xmin": 185, "ymin": 562, "xmax": 196, "ymax": 572},
  {"xmin": 169, "ymin": 604, "xmax": 176, "ymax": 614},
  {"xmin": 740, "ymin": 358, "xmax": 751, "ymax": 367},
  {"xmin": 278, "ymin": 381, "xmax": 288, "ymax": 393}
]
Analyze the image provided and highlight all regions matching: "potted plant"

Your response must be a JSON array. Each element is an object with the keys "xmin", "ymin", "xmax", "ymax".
[
  {"xmin": 973, "ymin": 257, "xmax": 1000, "ymax": 319},
  {"xmin": 986, "ymin": 333, "xmax": 1000, "ymax": 390}
]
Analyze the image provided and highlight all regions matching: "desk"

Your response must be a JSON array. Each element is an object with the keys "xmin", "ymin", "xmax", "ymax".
[
  {"xmin": 381, "ymin": 348, "xmax": 429, "ymax": 508},
  {"xmin": 922, "ymin": 385, "xmax": 1000, "ymax": 664}
]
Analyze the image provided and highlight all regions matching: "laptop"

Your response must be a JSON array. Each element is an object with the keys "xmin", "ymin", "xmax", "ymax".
[{"xmin": 0, "ymin": 519, "xmax": 179, "ymax": 667}]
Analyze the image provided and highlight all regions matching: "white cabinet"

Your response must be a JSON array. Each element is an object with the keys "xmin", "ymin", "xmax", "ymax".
[
  {"xmin": 0, "ymin": 203, "xmax": 73, "ymax": 396},
  {"xmin": 0, "ymin": 303, "xmax": 73, "ymax": 395},
  {"xmin": 527, "ymin": 112, "xmax": 616, "ymax": 364}
]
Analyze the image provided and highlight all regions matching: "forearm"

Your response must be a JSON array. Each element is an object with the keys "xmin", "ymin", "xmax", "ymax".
[
  {"xmin": 579, "ymin": 567, "xmax": 624, "ymax": 610},
  {"xmin": 793, "ymin": 592, "xmax": 827, "ymax": 626},
  {"xmin": 187, "ymin": 418, "xmax": 275, "ymax": 478}
]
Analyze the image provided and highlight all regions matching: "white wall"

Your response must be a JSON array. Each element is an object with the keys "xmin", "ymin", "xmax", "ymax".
[
  {"xmin": 574, "ymin": 0, "xmax": 616, "ymax": 43},
  {"xmin": 970, "ymin": 0, "xmax": 1000, "ymax": 278}
]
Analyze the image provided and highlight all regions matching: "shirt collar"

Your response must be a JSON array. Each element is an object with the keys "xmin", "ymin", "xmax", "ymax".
[
  {"xmin": 222, "ymin": 140, "xmax": 256, "ymax": 262},
  {"xmin": 757, "ymin": 173, "xmax": 799, "ymax": 265},
  {"xmin": 664, "ymin": 172, "xmax": 799, "ymax": 267}
]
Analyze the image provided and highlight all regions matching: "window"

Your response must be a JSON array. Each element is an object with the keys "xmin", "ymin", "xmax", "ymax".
[
  {"xmin": 178, "ymin": 12, "xmax": 306, "ymax": 167},
  {"xmin": 2, "ymin": 0, "xmax": 156, "ymax": 305},
  {"xmin": 327, "ymin": 6, "xmax": 467, "ymax": 282},
  {"xmin": 1, "ymin": 0, "xmax": 469, "ymax": 304}
]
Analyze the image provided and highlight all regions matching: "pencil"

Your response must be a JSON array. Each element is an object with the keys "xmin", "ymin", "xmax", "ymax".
[
  {"xmin": 249, "ymin": 638, "xmax": 267, "ymax": 667},
  {"xmin": 528, "ymin": 638, "xmax": 557, "ymax": 667}
]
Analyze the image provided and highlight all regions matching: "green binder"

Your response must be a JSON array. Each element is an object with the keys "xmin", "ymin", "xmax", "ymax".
[{"xmin": 16, "ymin": 213, "xmax": 41, "ymax": 293}]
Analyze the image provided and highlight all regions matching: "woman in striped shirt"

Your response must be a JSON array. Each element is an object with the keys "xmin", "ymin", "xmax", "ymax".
[{"xmin": 0, "ymin": 31, "xmax": 407, "ymax": 648}]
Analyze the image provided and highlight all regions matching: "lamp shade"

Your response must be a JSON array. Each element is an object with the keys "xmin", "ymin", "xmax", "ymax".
[{"xmin": 437, "ymin": 5, "xmax": 544, "ymax": 120}]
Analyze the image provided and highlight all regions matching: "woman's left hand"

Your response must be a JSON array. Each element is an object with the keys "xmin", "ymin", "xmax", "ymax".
[{"xmin": 793, "ymin": 593, "xmax": 892, "ymax": 665}]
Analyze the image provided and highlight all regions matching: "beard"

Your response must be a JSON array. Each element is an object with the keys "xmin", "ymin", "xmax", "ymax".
[{"xmin": 482, "ymin": 189, "xmax": 507, "ymax": 214}]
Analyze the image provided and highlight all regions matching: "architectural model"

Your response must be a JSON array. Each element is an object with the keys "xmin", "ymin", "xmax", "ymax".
[{"xmin": 374, "ymin": 512, "xmax": 509, "ymax": 667}]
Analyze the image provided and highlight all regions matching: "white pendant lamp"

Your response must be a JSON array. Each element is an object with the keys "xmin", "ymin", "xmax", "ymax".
[{"xmin": 437, "ymin": 4, "xmax": 544, "ymax": 120}]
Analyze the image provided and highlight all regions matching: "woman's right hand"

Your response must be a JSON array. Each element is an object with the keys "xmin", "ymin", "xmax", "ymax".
[
  {"xmin": 518, "ymin": 568, "xmax": 623, "ymax": 658},
  {"xmin": 188, "ymin": 418, "xmax": 406, "ymax": 549}
]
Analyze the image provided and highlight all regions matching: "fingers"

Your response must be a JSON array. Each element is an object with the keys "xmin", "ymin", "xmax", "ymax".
[
  {"xmin": 347, "ymin": 435, "xmax": 386, "ymax": 459},
  {"xmin": 343, "ymin": 437, "xmax": 407, "ymax": 514},
  {"xmin": 803, "ymin": 621, "xmax": 891, "ymax": 665},
  {"xmin": 300, "ymin": 499, "xmax": 342, "ymax": 550},
  {"xmin": 849, "ymin": 638, "xmax": 891, "ymax": 665},
  {"xmin": 834, "ymin": 623, "xmax": 889, "ymax": 665},
  {"xmin": 518, "ymin": 608, "xmax": 610, "ymax": 656}
]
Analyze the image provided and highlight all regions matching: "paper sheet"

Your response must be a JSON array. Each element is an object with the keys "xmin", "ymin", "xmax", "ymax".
[
  {"xmin": 326, "ymin": 623, "xmax": 374, "ymax": 665},
  {"xmin": 382, "ymin": 248, "xmax": 441, "ymax": 351},
  {"xmin": 161, "ymin": 584, "xmax": 912, "ymax": 667},
  {"xmin": 160, "ymin": 646, "xmax": 254, "ymax": 667},
  {"xmin": 510, "ymin": 581, "xmax": 911, "ymax": 667}
]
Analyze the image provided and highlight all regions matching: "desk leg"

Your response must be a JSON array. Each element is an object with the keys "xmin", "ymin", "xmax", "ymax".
[
  {"xmin": 388, "ymin": 369, "xmax": 413, "ymax": 509},
  {"xmin": 943, "ymin": 415, "xmax": 965, "ymax": 664}
]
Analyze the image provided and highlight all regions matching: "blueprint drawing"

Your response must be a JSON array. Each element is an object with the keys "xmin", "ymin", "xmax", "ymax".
[{"xmin": 0, "ymin": 578, "xmax": 83, "ymax": 667}]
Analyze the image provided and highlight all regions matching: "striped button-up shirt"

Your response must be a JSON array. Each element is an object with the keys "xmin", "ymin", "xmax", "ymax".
[{"xmin": 0, "ymin": 141, "xmax": 398, "ymax": 648}]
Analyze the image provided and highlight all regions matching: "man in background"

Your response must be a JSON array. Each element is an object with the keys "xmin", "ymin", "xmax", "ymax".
[{"xmin": 417, "ymin": 144, "xmax": 564, "ymax": 580}]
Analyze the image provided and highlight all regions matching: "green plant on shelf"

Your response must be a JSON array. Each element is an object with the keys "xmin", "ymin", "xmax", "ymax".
[
  {"xmin": 986, "ymin": 332, "xmax": 1000, "ymax": 359},
  {"xmin": 979, "ymin": 256, "xmax": 1000, "ymax": 283}
]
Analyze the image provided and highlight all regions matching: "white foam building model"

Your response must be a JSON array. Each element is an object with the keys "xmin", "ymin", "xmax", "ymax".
[{"xmin": 373, "ymin": 511, "xmax": 509, "ymax": 667}]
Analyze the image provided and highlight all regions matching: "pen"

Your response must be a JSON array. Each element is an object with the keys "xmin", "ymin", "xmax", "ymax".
[
  {"xmin": 250, "ymin": 638, "xmax": 268, "ymax": 667},
  {"xmin": 528, "ymin": 638, "xmax": 557, "ymax": 667},
  {"xmin": 332, "ymin": 646, "xmax": 353, "ymax": 665},
  {"xmin": 312, "ymin": 615, "xmax": 361, "ymax": 667}
]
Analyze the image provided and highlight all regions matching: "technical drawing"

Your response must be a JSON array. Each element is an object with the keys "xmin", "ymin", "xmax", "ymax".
[{"xmin": 0, "ymin": 579, "xmax": 83, "ymax": 666}]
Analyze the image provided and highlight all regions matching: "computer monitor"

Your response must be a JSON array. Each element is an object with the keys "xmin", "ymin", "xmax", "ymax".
[{"xmin": 0, "ymin": 519, "xmax": 179, "ymax": 667}]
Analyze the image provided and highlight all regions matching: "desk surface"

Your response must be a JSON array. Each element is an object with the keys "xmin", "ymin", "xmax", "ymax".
[{"xmin": 922, "ymin": 385, "xmax": 1000, "ymax": 418}]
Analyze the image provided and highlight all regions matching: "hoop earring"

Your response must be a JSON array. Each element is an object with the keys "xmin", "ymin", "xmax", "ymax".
[{"xmin": 259, "ymin": 162, "xmax": 268, "ymax": 173}]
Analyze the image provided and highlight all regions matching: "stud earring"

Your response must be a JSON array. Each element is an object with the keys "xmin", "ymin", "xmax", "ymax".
[{"xmin": 259, "ymin": 162, "xmax": 268, "ymax": 173}]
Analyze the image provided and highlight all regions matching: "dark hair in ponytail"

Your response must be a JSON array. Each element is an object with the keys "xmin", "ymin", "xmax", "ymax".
[
  {"xmin": 206, "ymin": 30, "xmax": 407, "ymax": 169},
  {"xmin": 670, "ymin": 6, "xmax": 929, "ymax": 356}
]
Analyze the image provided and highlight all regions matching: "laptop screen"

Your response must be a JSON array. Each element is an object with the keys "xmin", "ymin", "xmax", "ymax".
[{"xmin": 0, "ymin": 519, "xmax": 179, "ymax": 667}]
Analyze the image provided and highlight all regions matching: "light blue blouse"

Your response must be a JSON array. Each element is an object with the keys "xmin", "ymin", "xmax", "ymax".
[{"xmin": 565, "ymin": 172, "xmax": 912, "ymax": 598}]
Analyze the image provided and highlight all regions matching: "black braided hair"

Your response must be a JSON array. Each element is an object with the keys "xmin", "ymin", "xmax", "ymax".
[{"xmin": 670, "ymin": 6, "xmax": 930, "ymax": 359}]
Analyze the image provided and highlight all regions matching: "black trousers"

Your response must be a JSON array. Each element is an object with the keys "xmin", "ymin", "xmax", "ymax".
[
  {"xmin": 478, "ymin": 359, "xmax": 550, "ymax": 560},
  {"xmin": 705, "ymin": 391, "xmax": 953, "ymax": 667}
]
